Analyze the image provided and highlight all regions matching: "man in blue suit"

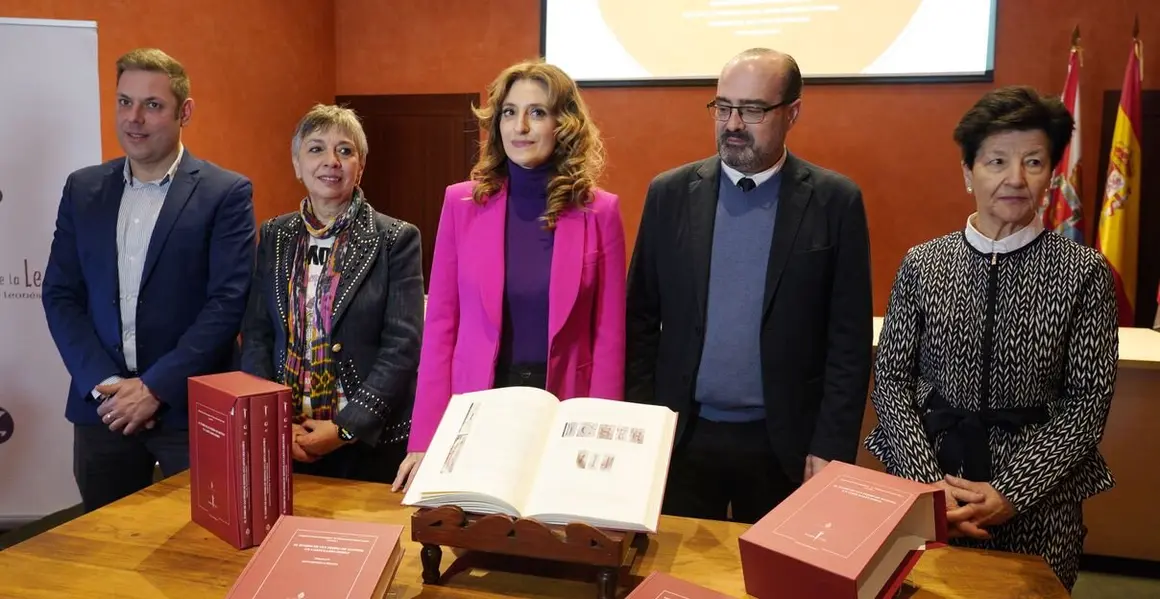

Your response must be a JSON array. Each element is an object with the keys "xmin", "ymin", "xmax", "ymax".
[{"xmin": 42, "ymin": 48, "xmax": 255, "ymax": 512}]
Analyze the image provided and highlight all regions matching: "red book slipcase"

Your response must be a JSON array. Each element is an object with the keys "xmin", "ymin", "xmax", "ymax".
[
  {"xmin": 189, "ymin": 372, "xmax": 293, "ymax": 550},
  {"xmin": 739, "ymin": 461, "xmax": 947, "ymax": 599}
]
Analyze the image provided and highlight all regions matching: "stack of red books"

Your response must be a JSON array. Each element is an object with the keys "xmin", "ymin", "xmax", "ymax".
[{"xmin": 188, "ymin": 371, "xmax": 294, "ymax": 549}]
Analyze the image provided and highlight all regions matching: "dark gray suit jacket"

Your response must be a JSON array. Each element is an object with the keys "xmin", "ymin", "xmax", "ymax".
[{"xmin": 625, "ymin": 153, "xmax": 873, "ymax": 482}]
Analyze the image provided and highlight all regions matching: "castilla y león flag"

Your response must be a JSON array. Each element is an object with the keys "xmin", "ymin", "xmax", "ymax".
[{"xmin": 1042, "ymin": 26, "xmax": 1084, "ymax": 243}]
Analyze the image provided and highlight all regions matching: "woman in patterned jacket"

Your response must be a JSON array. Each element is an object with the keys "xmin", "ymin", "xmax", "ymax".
[
  {"xmin": 241, "ymin": 104, "xmax": 425, "ymax": 483},
  {"xmin": 865, "ymin": 86, "xmax": 1118, "ymax": 591}
]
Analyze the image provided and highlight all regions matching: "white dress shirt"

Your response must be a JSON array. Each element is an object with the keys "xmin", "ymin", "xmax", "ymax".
[
  {"xmin": 93, "ymin": 145, "xmax": 184, "ymax": 398},
  {"xmin": 719, "ymin": 146, "xmax": 788, "ymax": 189}
]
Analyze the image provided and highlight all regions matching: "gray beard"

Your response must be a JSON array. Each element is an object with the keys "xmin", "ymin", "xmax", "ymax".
[{"xmin": 719, "ymin": 143, "xmax": 764, "ymax": 173}]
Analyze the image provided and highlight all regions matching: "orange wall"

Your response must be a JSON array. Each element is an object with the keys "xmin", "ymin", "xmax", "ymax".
[
  {"xmin": 7, "ymin": 1, "xmax": 1157, "ymax": 311},
  {"xmin": 336, "ymin": 0, "xmax": 1160, "ymax": 313},
  {"xmin": 0, "ymin": 0, "xmax": 336, "ymax": 223}
]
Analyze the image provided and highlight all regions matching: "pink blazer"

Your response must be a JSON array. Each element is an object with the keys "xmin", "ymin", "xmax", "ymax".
[{"xmin": 408, "ymin": 180, "xmax": 626, "ymax": 451}]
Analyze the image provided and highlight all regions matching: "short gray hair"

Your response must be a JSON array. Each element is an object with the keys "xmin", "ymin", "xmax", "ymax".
[{"xmin": 291, "ymin": 104, "xmax": 369, "ymax": 161}]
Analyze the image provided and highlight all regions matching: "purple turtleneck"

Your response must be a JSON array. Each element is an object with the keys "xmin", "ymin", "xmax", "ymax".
[{"xmin": 499, "ymin": 160, "xmax": 554, "ymax": 366}]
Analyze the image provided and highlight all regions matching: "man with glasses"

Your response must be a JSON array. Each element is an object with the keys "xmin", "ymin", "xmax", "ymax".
[{"xmin": 626, "ymin": 48, "xmax": 872, "ymax": 523}]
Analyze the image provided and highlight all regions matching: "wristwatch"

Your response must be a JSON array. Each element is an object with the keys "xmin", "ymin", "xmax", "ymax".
[{"xmin": 338, "ymin": 426, "xmax": 356, "ymax": 443}]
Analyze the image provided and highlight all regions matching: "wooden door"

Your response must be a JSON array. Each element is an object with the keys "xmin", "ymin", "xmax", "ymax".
[{"xmin": 337, "ymin": 94, "xmax": 480, "ymax": 290}]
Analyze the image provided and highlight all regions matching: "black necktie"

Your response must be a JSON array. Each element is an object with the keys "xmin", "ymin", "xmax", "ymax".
[{"xmin": 737, "ymin": 177, "xmax": 756, "ymax": 192}]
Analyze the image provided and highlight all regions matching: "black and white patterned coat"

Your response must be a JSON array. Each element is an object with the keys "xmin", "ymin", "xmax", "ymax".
[{"xmin": 865, "ymin": 228, "xmax": 1118, "ymax": 590}]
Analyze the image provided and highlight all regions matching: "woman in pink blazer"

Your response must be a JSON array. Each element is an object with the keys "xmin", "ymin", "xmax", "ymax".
[{"xmin": 392, "ymin": 60, "xmax": 626, "ymax": 490}]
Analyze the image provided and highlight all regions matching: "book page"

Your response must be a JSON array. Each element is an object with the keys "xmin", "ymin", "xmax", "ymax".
[
  {"xmin": 857, "ymin": 497, "xmax": 935, "ymax": 598},
  {"xmin": 402, "ymin": 387, "xmax": 559, "ymax": 515},
  {"xmin": 522, "ymin": 398, "xmax": 677, "ymax": 532}
]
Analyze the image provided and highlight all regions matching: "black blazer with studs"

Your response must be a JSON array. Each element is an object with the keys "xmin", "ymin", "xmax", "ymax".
[{"xmin": 240, "ymin": 201, "xmax": 425, "ymax": 446}]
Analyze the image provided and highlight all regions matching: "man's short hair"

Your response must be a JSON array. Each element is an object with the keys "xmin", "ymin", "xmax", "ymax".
[{"xmin": 115, "ymin": 48, "xmax": 191, "ymax": 113}]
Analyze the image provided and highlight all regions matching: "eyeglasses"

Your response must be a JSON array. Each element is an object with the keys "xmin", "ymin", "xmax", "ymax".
[{"xmin": 707, "ymin": 100, "xmax": 791, "ymax": 124}]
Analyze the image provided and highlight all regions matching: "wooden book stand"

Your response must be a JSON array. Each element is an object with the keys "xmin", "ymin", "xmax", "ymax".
[{"xmin": 411, "ymin": 506, "xmax": 647, "ymax": 599}]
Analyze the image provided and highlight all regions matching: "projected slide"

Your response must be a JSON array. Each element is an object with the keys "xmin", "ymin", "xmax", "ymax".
[{"xmin": 543, "ymin": 0, "xmax": 996, "ymax": 83}]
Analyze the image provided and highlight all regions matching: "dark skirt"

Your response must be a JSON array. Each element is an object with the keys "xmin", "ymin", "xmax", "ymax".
[{"xmin": 493, "ymin": 361, "xmax": 548, "ymax": 391}]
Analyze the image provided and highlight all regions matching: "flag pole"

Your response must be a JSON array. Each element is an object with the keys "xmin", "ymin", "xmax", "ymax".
[
  {"xmin": 1072, "ymin": 25, "xmax": 1083, "ymax": 66},
  {"xmin": 1134, "ymin": 15, "xmax": 1143, "ymax": 83}
]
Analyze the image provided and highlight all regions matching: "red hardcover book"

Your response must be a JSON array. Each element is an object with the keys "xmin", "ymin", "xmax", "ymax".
[
  {"xmin": 249, "ymin": 393, "xmax": 278, "ymax": 545},
  {"xmin": 188, "ymin": 383, "xmax": 250, "ymax": 549},
  {"xmin": 739, "ymin": 461, "xmax": 947, "ymax": 599},
  {"xmin": 626, "ymin": 571, "xmax": 734, "ymax": 599},
  {"xmin": 189, "ymin": 372, "xmax": 291, "ymax": 550},
  {"xmin": 276, "ymin": 389, "xmax": 293, "ymax": 516},
  {"xmin": 225, "ymin": 516, "xmax": 406, "ymax": 599}
]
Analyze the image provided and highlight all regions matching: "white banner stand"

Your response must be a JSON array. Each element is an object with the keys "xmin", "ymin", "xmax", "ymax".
[{"xmin": 0, "ymin": 17, "xmax": 101, "ymax": 527}]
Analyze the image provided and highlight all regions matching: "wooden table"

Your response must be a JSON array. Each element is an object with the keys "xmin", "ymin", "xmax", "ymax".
[{"xmin": 0, "ymin": 471, "xmax": 1067, "ymax": 598}]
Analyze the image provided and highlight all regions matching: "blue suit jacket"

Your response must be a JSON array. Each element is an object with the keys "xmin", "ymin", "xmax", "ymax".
[{"xmin": 42, "ymin": 151, "xmax": 256, "ymax": 429}]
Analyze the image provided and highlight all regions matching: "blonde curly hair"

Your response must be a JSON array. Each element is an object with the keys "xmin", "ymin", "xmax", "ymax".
[{"xmin": 470, "ymin": 59, "xmax": 605, "ymax": 230}]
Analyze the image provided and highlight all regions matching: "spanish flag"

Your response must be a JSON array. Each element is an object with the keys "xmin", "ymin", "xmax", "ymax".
[{"xmin": 1097, "ymin": 20, "xmax": 1143, "ymax": 326}]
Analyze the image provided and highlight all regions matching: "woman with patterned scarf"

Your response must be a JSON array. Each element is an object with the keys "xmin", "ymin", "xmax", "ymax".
[{"xmin": 240, "ymin": 104, "xmax": 424, "ymax": 483}]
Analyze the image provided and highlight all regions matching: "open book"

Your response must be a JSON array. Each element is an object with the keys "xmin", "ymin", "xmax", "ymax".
[{"xmin": 402, "ymin": 387, "xmax": 678, "ymax": 533}]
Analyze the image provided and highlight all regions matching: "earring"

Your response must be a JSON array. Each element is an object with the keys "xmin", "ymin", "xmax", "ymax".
[{"xmin": 966, "ymin": 185, "xmax": 973, "ymax": 193}]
